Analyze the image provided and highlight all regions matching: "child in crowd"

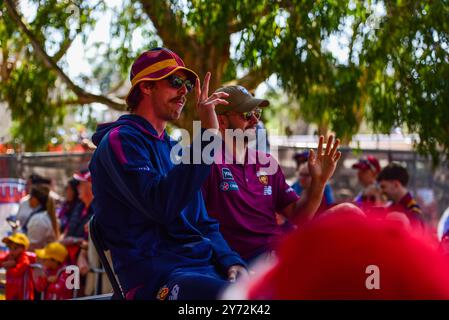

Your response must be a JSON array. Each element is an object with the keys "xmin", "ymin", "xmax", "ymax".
[
  {"xmin": 0, "ymin": 233, "xmax": 35, "ymax": 300},
  {"xmin": 34, "ymin": 241, "xmax": 73, "ymax": 300}
]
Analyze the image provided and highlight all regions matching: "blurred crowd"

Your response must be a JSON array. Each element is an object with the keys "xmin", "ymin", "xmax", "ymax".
[
  {"xmin": 0, "ymin": 170, "xmax": 110, "ymax": 300},
  {"xmin": 1, "ymin": 153, "xmax": 449, "ymax": 300}
]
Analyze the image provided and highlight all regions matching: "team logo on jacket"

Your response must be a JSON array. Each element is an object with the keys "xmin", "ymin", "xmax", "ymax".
[
  {"xmin": 156, "ymin": 286, "xmax": 169, "ymax": 300},
  {"xmin": 220, "ymin": 181, "xmax": 239, "ymax": 191},
  {"xmin": 257, "ymin": 171, "xmax": 269, "ymax": 185},
  {"xmin": 222, "ymin": 167, "xmax": 234, "ymax": 180}
]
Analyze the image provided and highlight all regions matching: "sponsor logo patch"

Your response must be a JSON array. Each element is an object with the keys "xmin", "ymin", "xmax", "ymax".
[
  {"xmin": 222, "ymin": 167, "xmax": 234, "ymax": 180},
  {"xmin": 264, "ymin": 186, "xmax": 272, "ymax": 196},
  {"xmin": 168, "ymin": 284, "xmax": 180, "ymax": 300},
  {"xmin": 220, "ymin": 181, "xmax": 239, "ymax": 191}
]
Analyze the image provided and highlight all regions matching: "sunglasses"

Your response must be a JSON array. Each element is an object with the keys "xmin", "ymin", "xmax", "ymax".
[
  {"xmin": 240, "ymin": 108, "xmax": 262, "ymax": 121},
  {"xmin": 166, "ymin": 75, "xmax": 194, "ymax": 92}
]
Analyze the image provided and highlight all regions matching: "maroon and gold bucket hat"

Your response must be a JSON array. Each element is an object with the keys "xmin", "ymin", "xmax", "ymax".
[{"xmin": 125, "ymin": 47, "xmax": 199, "ymax": 105}]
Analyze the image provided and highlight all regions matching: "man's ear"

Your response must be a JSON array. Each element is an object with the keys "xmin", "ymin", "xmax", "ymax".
[
  {"xmin": 217, "ymin": 114, "xmax": 228, "ymax": 128},
  {"xmin": 139, "ymin": 82, "xmax": 154, "ymax": 95}
]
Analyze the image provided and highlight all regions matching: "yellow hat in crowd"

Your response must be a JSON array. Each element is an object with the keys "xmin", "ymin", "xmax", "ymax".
[
  {"xmin": 2, "ymin": 232, "xmax": 30, "ymax": 250},
  {"xmin": 35, "ymin": 242, "xmax": 68, "ymax": 263}
]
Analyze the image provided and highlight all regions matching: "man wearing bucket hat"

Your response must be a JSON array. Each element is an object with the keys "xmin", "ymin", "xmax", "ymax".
[
  {"xmin": 89, "ymin": 48, "xmax": 246, "ymax": 300},
  {"xmin": 201, "ymin": 85, "xmax": 341, "ymax": 263},
  {"xmin": 0, "ymin": 233, "xmax": 35, "ymax": 300}
]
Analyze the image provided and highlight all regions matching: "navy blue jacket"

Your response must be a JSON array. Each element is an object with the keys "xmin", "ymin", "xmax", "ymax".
[{"xmin": 89, "ymin": 114, "xmax": 244, "ymax": 295}]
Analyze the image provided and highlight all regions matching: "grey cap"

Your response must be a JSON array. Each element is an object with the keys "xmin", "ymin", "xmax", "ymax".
[{"xmin": 214, "ymin": 85, "xmax": 269, "ymax": 115}]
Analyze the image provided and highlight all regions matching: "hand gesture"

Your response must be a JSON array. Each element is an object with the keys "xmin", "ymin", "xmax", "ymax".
[
  {"xmin": 195, "ymin": 72, "xmax": 229, "ymax": 130},
  {"xmin": 308, "ymin": 135, "xmax": 341, "ymax": 186}
]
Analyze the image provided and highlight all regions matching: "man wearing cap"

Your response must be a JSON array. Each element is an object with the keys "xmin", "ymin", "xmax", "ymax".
[
  {"xmin": 201, "ymin": 85, "xmax": 341, "ymax": 263},
  {"xmin": 89, "ymin": 48, "xmax": 246, "ymax": 300},
  {"xmin": 352, "ymin": 155, "xmax": 381, "ymax": 205}
]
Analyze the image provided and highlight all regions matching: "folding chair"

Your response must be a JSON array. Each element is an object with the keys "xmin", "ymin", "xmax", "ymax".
[{"xmin": 89, "ymin": 215, "xmax": 125, "ymax": 300}]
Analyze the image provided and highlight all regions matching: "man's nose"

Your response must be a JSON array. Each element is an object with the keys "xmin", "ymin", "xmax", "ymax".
[
  {"xmin": 178, "ymin": 84, "xmax": 188, "ymax": 95},
  {"xmin": 248, "ymin": 114, "xmax": 259, "ymax": 124}
]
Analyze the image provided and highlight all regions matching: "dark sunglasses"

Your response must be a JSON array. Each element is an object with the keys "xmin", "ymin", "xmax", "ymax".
[
  {"xmin": 166, "ymin": 75, "xmax": 194, "ymax": 92},
  {"xmin": 241, "ymin": 108, "xmax": 262, "ymax": 121}
]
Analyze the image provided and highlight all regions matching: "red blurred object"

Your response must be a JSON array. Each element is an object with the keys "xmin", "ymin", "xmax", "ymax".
[{"xmin": 248, "ymin": 208, "xmax": 449, "ymax": 299}]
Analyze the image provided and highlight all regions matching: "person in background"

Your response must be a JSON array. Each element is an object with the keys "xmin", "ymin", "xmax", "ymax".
[
  {"xmin": 377, "ymin": 162, "xmax": 424, "ymax": 228},
  {"xmin": 34, "ymin": 242, "xmax": 73, "ymax": 300},
  {"xmin": 358, "ymin": 184, "xmax": 388, "ymax": 216},
  {"xmin": 60, "ymin": 170, "xmax": 93, "ymax": 283},
  {"xmin": 352, "ymin": 155, "xmax": 381, "ymax": 205},
  {"xmin": 15, "ymin": 174, "xmax": 51, "ymax": 228},
  {"xmin": 0, "ymin": 233, "xmax": 34, "ymax": 300},
  {"xmin": 294, "ymin": 163, "xmax": 334, "ymax": 215},
  {"xmin": 57, "ymin": 178, "xmax": 82, "ymax": 233},
  {"xmin": 22, "ymin": 185, "xmax": 59, "ymax": 251}
]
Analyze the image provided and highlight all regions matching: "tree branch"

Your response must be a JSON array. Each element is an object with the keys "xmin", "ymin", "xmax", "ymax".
[
  {"xmin": 5, "ymin": 0, "xmax": 126, "ymax": 111},
  {"xmin": 52, "ymin": 33, "xmax": 74, "ymax": 62},
  {"xmin": 223, "ymin": 62, "xmax": 272, "ymax": 91},
  {"xmin": 139, "ymin": 0, "xmax": 192, "ymax": 49}
]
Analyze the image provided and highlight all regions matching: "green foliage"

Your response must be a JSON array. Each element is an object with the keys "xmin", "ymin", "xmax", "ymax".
[
  {"xmin": 0, "ymin": 0, "xmax": 101, "ymax": 151},
  {"xmin": 1, "ymin": 0, "xmax": 448, "ymax": 164}
]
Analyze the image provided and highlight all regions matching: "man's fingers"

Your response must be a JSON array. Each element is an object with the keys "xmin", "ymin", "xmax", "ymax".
[
  {"xmin": 330, "ymin": 138, "xmax": 340, "ymax": 158},
  {"xmin": 205, "ymin": 98, "xmax": 229, "ymax": 107},
  {"xmin": 207, "ymin": 91, "xmax": 229, "ymax": 100},
  {"xmin": 228, "ymin": 270, "xmax": 237, "ymax": 282},
  {"xmin": 316, "ymin": 135, "xmax": 324, "ymax": 157},
  {"xmin": 195, "ymin": 77, "xmax": 201, "ymax": 104},
  {"xmin": 333, "ymin": 151, "xmax": 342, "ymax": 162},
  {"xmin": 308, "ymin": 148, "xmax": 316, "ymax": 164},
  {"xmin": 201, "ymin": 72, "xmax": 211, "ymax": 101},
  {"xmin": 325, "ymin": 135, "xmax": 334, "ymax": 155}
]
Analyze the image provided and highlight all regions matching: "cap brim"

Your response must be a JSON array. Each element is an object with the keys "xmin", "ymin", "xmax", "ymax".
[
  {"xmin": 217, "ymin": 98, "xmax": 270, "ymax": 115},
  {"xmin": 35, "ymin": 248, "xmax": 47, "ymax": 259},
  {"xmin": 352, "ymin": 163, "xmax": 368, "ymax": 170},
  {"xmin": 125, "ymin": 66, "xmax": 199, "ymax": 105}
]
